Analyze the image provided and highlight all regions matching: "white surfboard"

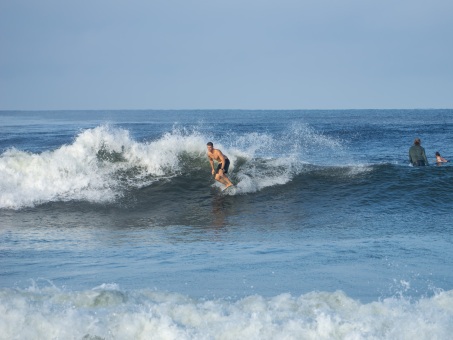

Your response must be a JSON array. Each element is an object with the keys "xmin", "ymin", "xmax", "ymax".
[{"xmin": 222, "ymin": 185, "xmax": 236, "ymax": 194}]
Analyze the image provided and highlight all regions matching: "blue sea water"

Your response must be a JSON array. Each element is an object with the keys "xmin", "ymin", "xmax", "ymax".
[{"xmin": 0, "ymin": 110, "xmax": 453, "ymax": 339}]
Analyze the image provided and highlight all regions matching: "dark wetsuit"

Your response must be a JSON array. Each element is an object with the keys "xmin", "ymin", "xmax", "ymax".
[
  {"xmin": 216, "ymin": 158, "xmax": 230, "ymax": 174},
  {"xmin": 409, "ymin": 145, "xmax": 428, "ymax": 166}
]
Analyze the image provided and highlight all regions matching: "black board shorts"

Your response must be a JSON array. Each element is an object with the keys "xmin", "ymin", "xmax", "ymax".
[
  {"xmin": 216, "ymin": 158, "xmax": 230, "ymax": 174},
  {"xmin": 413, "ymin": 160, "xmax": 426, "ymax": 166}
]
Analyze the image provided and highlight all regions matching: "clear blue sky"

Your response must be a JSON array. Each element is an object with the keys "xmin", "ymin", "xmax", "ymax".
[{"xmin": 1, "ymin": 0, "xmax": 452, "ymax": 110}]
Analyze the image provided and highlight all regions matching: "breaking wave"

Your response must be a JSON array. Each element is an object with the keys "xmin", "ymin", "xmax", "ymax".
[{"xmin": 0, "ymin": 123, "xmax": 359, "ymax": 209}]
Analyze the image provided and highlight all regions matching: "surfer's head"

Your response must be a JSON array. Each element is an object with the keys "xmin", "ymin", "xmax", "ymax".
[
  {"xmin": 207, "ymin": 142, "xmax": 214, "ymax": 152},
  {"xmin": 414, "ymin": 138, "xmax": 421, "ymax": 145}
]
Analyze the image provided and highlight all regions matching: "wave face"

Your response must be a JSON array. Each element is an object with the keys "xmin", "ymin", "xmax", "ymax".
[{"xmin": 0, "ymin": 123, "xmax": 350, "ymax": 209}]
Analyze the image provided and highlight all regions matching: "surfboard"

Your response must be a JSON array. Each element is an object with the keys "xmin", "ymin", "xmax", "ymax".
[{"xmin": 222, "ymin": 185, "xmax": 236, "ymax": 194}]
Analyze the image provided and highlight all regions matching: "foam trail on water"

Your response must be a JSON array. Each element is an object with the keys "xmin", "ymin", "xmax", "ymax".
[{"xmin": 1, "ymin": 285, "xmax": 452, "ymax": 340}]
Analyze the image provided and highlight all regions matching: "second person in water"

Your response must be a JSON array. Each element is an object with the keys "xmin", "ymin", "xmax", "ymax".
[{"xmin": 435, "ymin": 152, "xmax": 448, "ymax": 165}]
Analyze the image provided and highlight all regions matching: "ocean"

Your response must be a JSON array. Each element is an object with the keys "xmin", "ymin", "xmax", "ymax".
[{"xmin": 1, "ymin": 109, "xmax": 452, "ymax": 339}]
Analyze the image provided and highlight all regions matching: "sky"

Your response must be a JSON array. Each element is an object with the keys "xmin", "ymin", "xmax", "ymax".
[{"xmin": 1, "ymin": 0, "xmax": 452, "ymax": 110}]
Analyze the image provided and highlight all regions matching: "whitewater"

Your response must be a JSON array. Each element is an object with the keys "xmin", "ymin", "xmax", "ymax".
[{"xmin": 1, "ymin": 284, "xmax": 453, "ymax": 340}]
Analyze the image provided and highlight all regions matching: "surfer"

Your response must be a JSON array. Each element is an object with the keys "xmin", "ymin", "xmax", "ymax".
[
  {"xmin": 435, "ymin": 152, "xmax": 448, "ymax": 165},
  {"xmin": 207, "ymin": 142, "xmax": 234, "ymax": 189},
  {"xmin": 409, "ymin": 138, "xmax": 429, "ymax": 166}
]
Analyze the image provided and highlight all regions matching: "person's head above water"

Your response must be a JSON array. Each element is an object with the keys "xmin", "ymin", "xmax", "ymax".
[{"xmin": 414, "ymin": 138, "xmax": 421, "ymax": 145}]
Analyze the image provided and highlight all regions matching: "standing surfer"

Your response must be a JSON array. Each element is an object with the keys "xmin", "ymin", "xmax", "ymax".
[{"xmin": 207, "ymin": 142, "xmax": 234, "ymax": 190}]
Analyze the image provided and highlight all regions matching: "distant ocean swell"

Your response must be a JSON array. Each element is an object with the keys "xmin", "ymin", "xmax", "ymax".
[
  {"xmin": 1, "ymin": 284, "xmax": 452, "ymax": 340},
  {"xmin": 0, "ymin": 124, "xmax": 352, "ymax": 210}
]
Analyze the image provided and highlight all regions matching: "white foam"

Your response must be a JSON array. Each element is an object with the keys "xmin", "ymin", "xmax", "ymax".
[
  {"xmin": 1, "ymin": 287, "xmax": 452, "ymax": 340},
  {"xmin": 0, "ymin": 126, "xmax": 208, "ymax": 209}
]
